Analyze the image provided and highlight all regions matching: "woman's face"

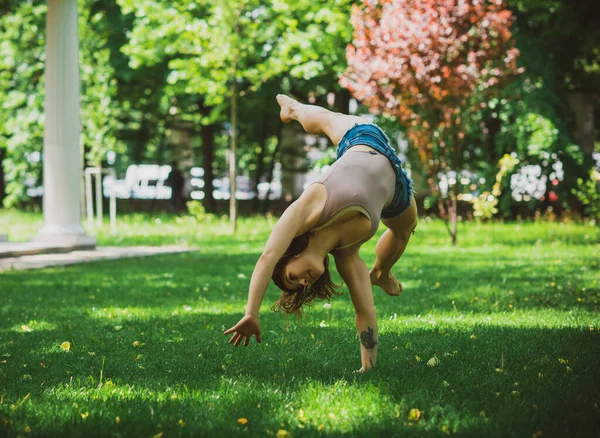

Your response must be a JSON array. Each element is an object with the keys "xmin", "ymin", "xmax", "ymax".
[{"xmin": 283, "ymin": 253, "xmax": 324, "ymax": 291}]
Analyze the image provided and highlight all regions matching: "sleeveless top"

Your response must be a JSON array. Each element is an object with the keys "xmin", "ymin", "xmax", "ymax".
[{"xmin": 310, "ymin": 149, "xmax": 396, "ymax": 257}]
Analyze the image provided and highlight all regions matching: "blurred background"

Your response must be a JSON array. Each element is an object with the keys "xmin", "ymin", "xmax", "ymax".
[{"xmin": 0, "ymin": 0, "xmax": 598, "ymax": 239}]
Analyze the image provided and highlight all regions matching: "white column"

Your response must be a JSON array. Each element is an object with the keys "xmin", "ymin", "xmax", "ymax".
[{"xmin": 33, "ymin": 0, "xmax": 95, "ymax": 247}]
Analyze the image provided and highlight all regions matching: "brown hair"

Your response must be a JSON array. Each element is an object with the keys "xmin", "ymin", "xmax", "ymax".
[{"xmin": 271, "ymin": 232, "xmax": 342, "ymax": 315}]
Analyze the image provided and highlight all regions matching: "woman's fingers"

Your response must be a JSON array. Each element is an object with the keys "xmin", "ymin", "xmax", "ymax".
[
  {"xmin": 223, "ymin": 325, "xmax": 237, "ymax": 335},
  {"xmin": 226, "ymin": 328, "xmax": 262, "ymax": 347}
]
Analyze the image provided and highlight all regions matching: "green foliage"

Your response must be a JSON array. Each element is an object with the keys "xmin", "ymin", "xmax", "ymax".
[
  {"xmin": 78, "ymin": 0, "xmax": 125, "ymax": 166},
  {"xmin": 0, "ymin": 2, "xmax": 46, "ymax": 207},
  {"xmin": 572, "ymin": 170, "xmax": 600, "ymax": 222},
  {"xmin": 186, "ymin": 200, "xmax": 215, "ymax": 223}
]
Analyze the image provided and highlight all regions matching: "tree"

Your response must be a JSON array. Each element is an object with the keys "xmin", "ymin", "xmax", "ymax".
[
  {"xmin": 341, "ymin": 0, "xmax": 522, "ymax": 244},
  {"xmin": 119, "ymin": 0, "xmax": 356, "ymax": 226}
]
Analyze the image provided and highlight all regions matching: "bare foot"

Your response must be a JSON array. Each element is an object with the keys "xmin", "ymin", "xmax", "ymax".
[
  {"xmin": 369, "ymin": 269, "xmax": 403, "ymax": 296},
  {"xmin": 276, "ymin": 94, "xmax": 297, "ymax": 123}
]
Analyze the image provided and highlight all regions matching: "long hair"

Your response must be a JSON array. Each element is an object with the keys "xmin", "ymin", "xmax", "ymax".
[{"xmin": 271, "ymin": 232, "xmax": 342, "ymax": 315}]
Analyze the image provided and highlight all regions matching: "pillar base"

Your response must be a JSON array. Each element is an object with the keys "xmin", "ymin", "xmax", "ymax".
[{"xmin": 32, "ymin": 224, "xmax": 96, "ymax": 249}]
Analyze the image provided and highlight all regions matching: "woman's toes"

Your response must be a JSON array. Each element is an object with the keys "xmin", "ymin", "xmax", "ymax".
[{"xmin": 276, "ymin": 94, "xmax": 296, "ymax": 123}]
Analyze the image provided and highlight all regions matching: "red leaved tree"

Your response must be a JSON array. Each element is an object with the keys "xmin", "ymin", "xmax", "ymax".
[{"xmin": 341, "ymin": 0, "xmax": 523, "ymax": 244}]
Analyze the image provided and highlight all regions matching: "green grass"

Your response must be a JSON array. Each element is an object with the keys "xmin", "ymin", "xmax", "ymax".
[{"xmin": 1, "ymin": 210, "xmax": 599, "ymax": 437}]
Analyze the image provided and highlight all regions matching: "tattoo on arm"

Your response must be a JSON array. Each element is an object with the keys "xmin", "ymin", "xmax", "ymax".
[{"xmin": 360, "ymin": 326, "xmax": 377, "ymax": 349}]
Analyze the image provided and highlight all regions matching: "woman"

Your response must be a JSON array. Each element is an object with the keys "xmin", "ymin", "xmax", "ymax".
[{"xmin": 224, "ymin": 95, "xmax": 417, "ymax": 372}]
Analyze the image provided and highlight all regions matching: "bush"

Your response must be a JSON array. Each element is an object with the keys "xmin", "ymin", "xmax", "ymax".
[
  {"xmin": 186, "ymin": 200, "xmax": 214, "ymax": 222},
  {"xmin": 572, "ymin": 170, "xmax": 600, "ymax": 222}
]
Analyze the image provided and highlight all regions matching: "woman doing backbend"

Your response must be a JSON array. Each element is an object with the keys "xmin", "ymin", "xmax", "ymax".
[{"xmin": 224, "ymin": 94, "xmax": 417, "ymax": 372}]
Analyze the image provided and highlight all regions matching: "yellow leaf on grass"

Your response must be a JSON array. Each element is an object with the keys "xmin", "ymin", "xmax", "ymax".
[
  {"xmin": 81, "ymin": 412, "xmax": 89, "ymax": 419},
  {"xmin": 276, "ymin": 430, "xmax": 290, "ymax": 438},
  {"xmin": 178, "ymin": 419, "xmax": 185, "ymax": 427},
  {"xmin": 408, "ymin": 408, "xmax": 422, "ymax": 421},
  {"xmin": 153, "ymin": 433, "xmax": 164, "ymax": 438},
  {"xmin": 427, "ymin": 356, "xmax": 440, "ymax": 367},
  {"xmin": 298, "ymin": 409, "xmax": 306, "ymax": 421},
  {"xmin": 237, "ymin": 418, "xmax": 248, "ymax": 425},
  {"xmin": 21, "ymin": 325, "xmax": 32, "ymax": 333},
  {"xmin": 60, "ymin": 342, "xmax": 71, "ymax": 352}
]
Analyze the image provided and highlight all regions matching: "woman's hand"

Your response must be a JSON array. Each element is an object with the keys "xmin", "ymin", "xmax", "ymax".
[
  {"xmin": 353, "ymin": 366, "xmax": 373, "ymax": 374},
  {"xmin": 224, "ymin": 315, "xmax": 262, "ymax": 347}
]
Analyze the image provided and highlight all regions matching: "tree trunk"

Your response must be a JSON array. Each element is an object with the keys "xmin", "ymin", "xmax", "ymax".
[
  {"xmin": 485, "ymin": 116, "xmax": 501, "ymax": 164},
  {"xmin": 449, "ymin": 194, "xmax": 458, "ymax": 246},
  {"xmin": 0, "ymin": 148, "xmax": 5, "ymax": 206},
  {"xmin": 251, "ymin": 113, "xmax": 269, "ymax": 213},
  {"xmin": 198, "ymin": 101, "xmax": 216, "ymax": 213},
  {"xmin": 568, "ymin": 92, "xmax": 596, "ymax": 157},
  {"xmin": 229, "ymin": 83, "xmax": 238, "ymax": 233},
  {"xmin": 262, "ymin": 123, "xmax": 283, "ymax": 214},
  {"xmin": 335, "ymin": 88, "xmax": 352, "ymax": 114}
]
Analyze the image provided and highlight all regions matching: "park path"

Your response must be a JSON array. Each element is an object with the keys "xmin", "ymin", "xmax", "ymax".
[{"xmin": 0, "ymin": 244, "xmax": 195, "ymax": 272}]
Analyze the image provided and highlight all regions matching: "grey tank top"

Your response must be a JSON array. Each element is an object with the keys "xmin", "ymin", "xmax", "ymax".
[{"xmin": 311, "ymin": 149, "xmax": 396, "ymax": 257}]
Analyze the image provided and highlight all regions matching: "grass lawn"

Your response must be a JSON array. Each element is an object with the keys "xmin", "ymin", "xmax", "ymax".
[{"xmin": 0, "ymin": 210, "xmax": 599, "ymax": 437}]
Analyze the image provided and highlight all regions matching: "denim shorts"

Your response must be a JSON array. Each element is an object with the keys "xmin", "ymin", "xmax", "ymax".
[{"xmin": 337, "ymin": 123, "xmax": 414, "ymax": 219}]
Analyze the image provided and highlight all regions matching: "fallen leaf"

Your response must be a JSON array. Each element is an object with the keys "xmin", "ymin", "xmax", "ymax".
[
  {"xmin": 427, "ymin": 356, "xmax": 440, "ymax": 367},
  {"xmin": 237, "ymin": 418, "xmax": 248, "ymax": 425},
  {"xmin": 298, "ymin": 409, "xmax": 306, "ymax": 421},
  {"xmin": 408, "ymin": 408, "xmax": 422, "ymax": 421},
  {"xmin": 21, "ymin": 325, "xmax": 32, "ymax": 333},
  {"xmin": 153, "ymin": 433, "xmax": 164, "ymax": 438},
  {"xmin": 60, "ymin": 342, "xmax": 71, "ymax": 352},
  {"xmin": 81, "ymin": 412, "xmax": 89, "ymax": 419},
  {"xmin": 276, "ymin": 430, "xmax": 290, "ymax": 438}
]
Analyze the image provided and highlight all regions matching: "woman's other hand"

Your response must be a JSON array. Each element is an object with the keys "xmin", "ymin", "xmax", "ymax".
[{"xmin": 224, "ymin": 315, "xmax": 262, "ymax": 347}]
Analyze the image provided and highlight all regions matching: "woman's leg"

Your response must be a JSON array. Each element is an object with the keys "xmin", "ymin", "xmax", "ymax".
[
  {"xmin": 369, "ymin": 199, "xmax": 418, "ymax": 296},
  {"xmin": 276, "ymin": 94, "xmax": 367, "ymax": 145}
]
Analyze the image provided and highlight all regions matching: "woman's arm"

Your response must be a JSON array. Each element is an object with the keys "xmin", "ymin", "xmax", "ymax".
[
  {"xmin": 225, "ymin": 185, "xmax": 325, "ymax": 345},
  {"xmin": 334, "ymin": 252, "xmax": 378, "ymax": 371},
  {"xmin": 245, "ymin": 187, "xmax": 324, "ymax": 316}
]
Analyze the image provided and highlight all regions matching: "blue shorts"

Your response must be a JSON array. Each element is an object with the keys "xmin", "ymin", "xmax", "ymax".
[{"xmin": 337, "ymin": 123, "xmax": 414, "ymax": 219}]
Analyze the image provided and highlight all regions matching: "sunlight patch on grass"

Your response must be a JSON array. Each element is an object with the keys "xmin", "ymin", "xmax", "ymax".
[
  {"xmin": 86, "ymin": 305, "xmax": 244, "ymax": 323},
  {"xmin": 380, "ymin": 309, "xmax": 599, "ymax": 332},
  {"xmin": 8, "ymin": 321, "xmax": 58, "ymax": 333}
]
